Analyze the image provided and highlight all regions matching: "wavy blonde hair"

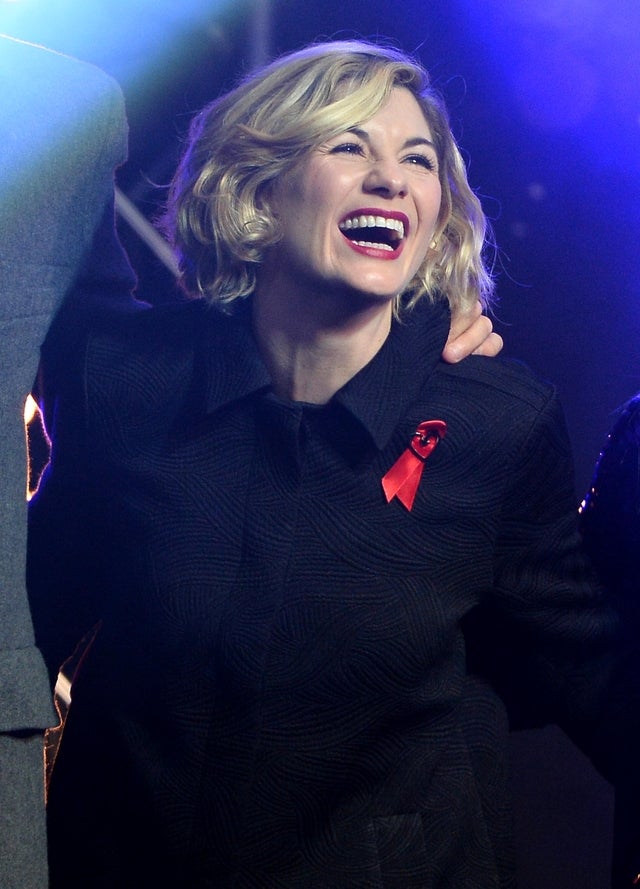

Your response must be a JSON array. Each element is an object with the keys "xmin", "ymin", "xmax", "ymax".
[{"xmin": 163, "ymin": 40, "xmax": 494, "ymax": 314}]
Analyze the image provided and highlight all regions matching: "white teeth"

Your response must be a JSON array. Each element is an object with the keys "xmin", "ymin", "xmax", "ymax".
[
  {"xmin": 339, "ymin": 215, "xmax": 405, "ymax": 239},
  {"xmin": 352, "ymin": 241, "xmax": 394, "ymax": 251}
]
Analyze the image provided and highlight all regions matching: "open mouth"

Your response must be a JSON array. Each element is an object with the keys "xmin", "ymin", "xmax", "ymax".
[{"xmin": 339, "ymin": 213, "xmax": 407, "ymax": 252}]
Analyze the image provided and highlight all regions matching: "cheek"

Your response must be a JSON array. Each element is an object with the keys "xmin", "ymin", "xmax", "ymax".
[
  {"xmin": 427, "ymin": 182, "xmax": 443, "ymax": 224},
  {"xmin": 285, "ymin": 181, "xmax": 330, "ymax": 237},
  {"xmin": 433, "ymin": 182, "xmax": 447, "ymax": 227},
  {"xmin": 416, "ymin": 189, "xmax": 442, "ymax": 242}
]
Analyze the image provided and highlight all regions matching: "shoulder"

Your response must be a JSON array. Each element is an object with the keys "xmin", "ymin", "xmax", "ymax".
[
  {"xmin": 46, "ymin": 293, "xmax": 226, "ymax": 370},
  {"xmin": 89, "ymin": 295, "xmax": 223, "ymax": 345},
  {"xmin": 0, "ymin": 34, "xmax": 121, "ymax": 99},
  {"xmin": 426, "ymin": 356, "xmax": 571, "ymax": 473},
  {"xmin": 87, "ymin": 297, "xmax": 210, "ymax": 358},
  {"xmin": 437, "ymin": 354, "xmax": 558, "ymax": 417},
  {"xmin": 85, "ymin": 298, "xmax": 228, "ymax": 417},
  {"xmin": 0, "ymin": 35, "xmax": 127, "ymax": 170},
  {"xmin": 40, "ymin": 298, "xmax": 232, "ymax": 451}
]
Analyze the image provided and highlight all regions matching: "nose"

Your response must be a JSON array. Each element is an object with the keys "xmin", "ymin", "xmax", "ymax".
[{"xmin": 363, "ymin": 159, "xmax": 408, "ymax": 198}]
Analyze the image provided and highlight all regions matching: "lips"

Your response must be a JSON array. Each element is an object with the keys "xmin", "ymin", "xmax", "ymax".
[{"xmin": 339, "ymin": 208, "xmax": 409, "ymax": 254}]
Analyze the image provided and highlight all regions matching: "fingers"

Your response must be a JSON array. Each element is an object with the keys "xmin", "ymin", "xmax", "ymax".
[
  {"xmin": 448, "ymin": 300, "xmax": 481, "ymax": 338},
  {"xmin": 442, "ymin": 304, "xmax": 503, "ymax": 364},
  {"xmin": 473, "ymin": 330, "xmax": 503, "ymax": 358}
]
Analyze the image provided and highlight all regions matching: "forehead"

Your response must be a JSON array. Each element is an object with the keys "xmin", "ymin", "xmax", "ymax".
[
  {"xmin": 372, "ymin": 87, "xmax": 432, "ymax": 133},
  {"xmin": 333, "ymin": 87, "xmax": 434, "ymax": 143}
]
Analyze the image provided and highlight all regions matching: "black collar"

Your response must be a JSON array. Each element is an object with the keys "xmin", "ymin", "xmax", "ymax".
[{"xmin": 197, "ymin": 296, "xmax": 451, "ymax": 452}]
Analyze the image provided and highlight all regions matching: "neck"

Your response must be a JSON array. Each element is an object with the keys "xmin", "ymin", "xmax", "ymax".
[{"xmin": 252, "ymin": 286, "xmax": 393, "ymax": 404}]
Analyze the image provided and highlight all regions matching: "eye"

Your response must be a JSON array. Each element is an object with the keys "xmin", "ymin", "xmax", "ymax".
[
  {"xmin": 329, "ymin": 142, "xmax": 365, "ymax": 156},
  {"xmin": 405, "ymin": 153, "xmax": 437, "ymax": 171}
]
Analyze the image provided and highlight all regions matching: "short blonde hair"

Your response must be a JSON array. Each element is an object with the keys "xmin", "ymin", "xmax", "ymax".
[{"xmin": 164, "ymin": 40, "xmax": 494, "ymax": 314}]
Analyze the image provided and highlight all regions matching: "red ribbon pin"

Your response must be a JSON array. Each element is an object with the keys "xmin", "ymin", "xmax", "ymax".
[{"xmin": 382, "ymin": 419, "xmax": 447, "ymax": 511}]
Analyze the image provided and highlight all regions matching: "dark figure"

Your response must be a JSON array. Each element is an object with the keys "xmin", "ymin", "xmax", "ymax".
[
  {"xmin": 0, "ymin": 34, "xmax": 134, "ymax": 886},
  {"xmin": 580, "ymin": 394, "xmax": 640, "ymax": 613},
  {"xmin": 580, "ymin": 393, "xmax": 640, "ymax": 887}
]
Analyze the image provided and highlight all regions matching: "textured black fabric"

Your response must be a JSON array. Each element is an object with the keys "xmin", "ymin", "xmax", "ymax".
[{"xmin": 28, "ymin": 295, "xmax": 633, "ymax": 888}]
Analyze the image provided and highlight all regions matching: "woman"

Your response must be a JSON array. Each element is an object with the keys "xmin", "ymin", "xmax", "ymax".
[{"xmin": 28, "ymin": 40, "xmax": 637, "ymax": 888}]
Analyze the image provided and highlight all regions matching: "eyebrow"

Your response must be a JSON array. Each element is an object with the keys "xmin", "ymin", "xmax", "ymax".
[{"xmin": 347, "ymin": 127, "xmax": 437, "ymax": 151}]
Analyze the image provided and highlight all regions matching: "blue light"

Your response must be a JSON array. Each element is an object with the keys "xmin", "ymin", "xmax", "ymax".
[
  {"xmin": 457, "ymin": 0, "xmax": 640, "ymax": 174},
  {"xmin": 0, "ymin": 0, "xmax": 232, "ymax": 87}
]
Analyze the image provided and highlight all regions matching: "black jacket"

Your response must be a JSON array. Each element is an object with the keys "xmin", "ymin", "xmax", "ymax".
[{"xmin": 29, "ymin": 294, "xmax": 638, "ymax": 888}]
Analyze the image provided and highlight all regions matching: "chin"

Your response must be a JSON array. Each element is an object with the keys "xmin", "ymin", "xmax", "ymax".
[
  {"xmin": 358, "ymin": 282, "xmax": 406, "ymax": 302},
  {"xmin": 346, "ymin": 285, "xmax": 397, "ymax": 306},
  {"xmin": 352, "ymin": 270, "xmax": 414, "ymax": 301}
]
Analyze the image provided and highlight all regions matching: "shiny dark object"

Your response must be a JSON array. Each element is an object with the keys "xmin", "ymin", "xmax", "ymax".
[
  {"xmin": 580, "ymin": 394, "xmax": 640, "ymax": 615},
  {"xmin": 580, "ymin": 395, "xmax": 640, "ymax": 889}
]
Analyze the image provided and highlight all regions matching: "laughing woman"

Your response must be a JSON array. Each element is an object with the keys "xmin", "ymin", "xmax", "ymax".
[{"xmin": 29, "ymin": 41, "xmax": 638, "ymax": 888}]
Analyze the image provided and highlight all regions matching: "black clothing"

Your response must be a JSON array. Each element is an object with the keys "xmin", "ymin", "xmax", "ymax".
[
  {"xmin": 580, "ymin": 393, "xmax": 640, "ymax": 888},
  {"xmin": 29, "ymin": 294, "xmax": 635, "ymax": 888}
]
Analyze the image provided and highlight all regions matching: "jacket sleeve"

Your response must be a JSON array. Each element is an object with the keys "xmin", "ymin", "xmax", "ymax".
[
  {"xmin": 1, "ymin": 37, "xmax": 136, "ymax": 712},
  {"xmin": 0, "ymin": 36, "xmax": 135, "ymax": 889}
]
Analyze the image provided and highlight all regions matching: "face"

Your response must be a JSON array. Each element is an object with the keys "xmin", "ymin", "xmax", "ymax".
[{"xmin": 260, "ymin": 87, "xmax": 442, "ymax": 317}]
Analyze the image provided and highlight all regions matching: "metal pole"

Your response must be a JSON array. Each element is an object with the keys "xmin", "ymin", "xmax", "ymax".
[
  {"xmin": 115, "ymin": 1, "xmax": 274, "ymax": 274},
  {"xmin": 115, "ymin": 187, "xmax": 180, "ymax": 277},
  {"xmin": 248, "ymin": 0, "xmax": 272, "ymax": 69}
]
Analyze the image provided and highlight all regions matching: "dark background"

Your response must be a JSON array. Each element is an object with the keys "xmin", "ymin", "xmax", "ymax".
[{"xmin": 4, "ymin": 0, "xmax": 639, "ymax": 884}]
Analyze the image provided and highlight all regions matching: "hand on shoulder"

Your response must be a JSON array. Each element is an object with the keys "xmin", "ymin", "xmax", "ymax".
[{"xmin": 442, "ymin": 300, "xmax": 503, "ymax": 364}]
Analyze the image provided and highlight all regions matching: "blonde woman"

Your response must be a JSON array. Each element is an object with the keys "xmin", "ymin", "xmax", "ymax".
[{"xmin": 29, "ymin": 40, "xmax": 634, "ymax": 888}]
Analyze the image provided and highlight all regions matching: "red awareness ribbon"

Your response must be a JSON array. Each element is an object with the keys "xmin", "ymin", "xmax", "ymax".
[{"xmin": 381, "ymin": 420, "xmax": 447, "ymax": 511}]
